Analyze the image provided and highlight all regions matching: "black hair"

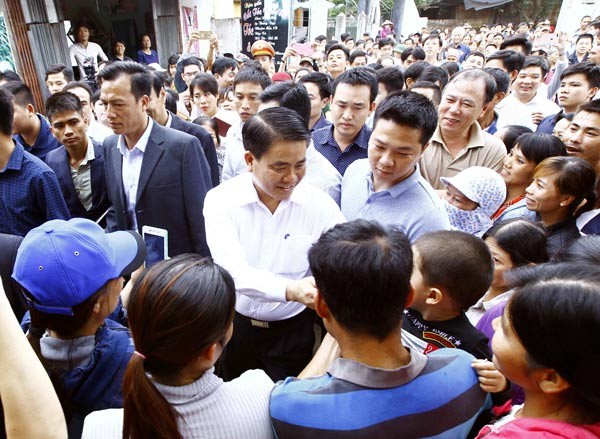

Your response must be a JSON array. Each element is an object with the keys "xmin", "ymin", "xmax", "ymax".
[
  {"xmin": 483, "ymin": 219, "xmax": 548, "ymax": 266},
  {"xmin": 326, "ymin": 43, "xmax": 350, "ymax": 60},
  {"xmin": 97, "ymin": 61, "xmax": 151, "ymax": 100},
  {"xmin": 578, "ymin": 98, "xmax": 600, "ymax": 116},
  {"xmin": 349, "ymin": 50, "xmax": 368, "ymax": 64},
  {"xmin": 410, "ymin": 80, "xmax": 441, "ymax": 106},
  {"xmin": 212, "ymin": 56, "xmax": 238, "ymax": 76},
  {"xmin": 401, "ymin": 47, "xmax": 426, "ymax": 62},
  {"xmin": 259, "ymin": 82, "xmax": 311, "ymax": 128},
  {"xmin": 0, "ymin": 70, "xmax": 21, "ymax": 83},
  {"xmin": 376, "ymin": 66, "xmax": 404, "ymax": 94},
  {"xmin": 500, "ymin": 36, "xmax": 532, "ymax": 55},
  {"xmin": 45, "ymin": 91, "xmax": 84, "ymax": 122},
  {"xmin": 193, "ymin": 116, "xmax": 220, "ymax": 146},
  {"xmin": 576, "ymin": 33, "xmax": 595, "ymax": 44},
  {"xmin": 233, "ymin": 67, "xmax": 271, "ymax": 91},
  {"xmin": 422, "ymin": 34, "xmax": 442, "ymax": 48},
  {"xmin": 309, "ymin": 220, "xmax": 412, "ymax": 340},
  {"xmin": 465, "ymin": 51, "xmax": 486, "ymax": 62},
  {"xmin": 164, "ymin": 88, "xmax": 178, "ymax": 114},
  {"xmin": 1, "ymin": 81, "xmax": 34, "ymax": 108},
  {"xmin": 332, "ymin": 67, "xmax": 378, "ymax": 103},
  {"xmin": 315, "ymin": 35, "xmax": 327, "ymax": 43},
  {"xmin": 514, "ymin": 132, "xmax": 567, "ymax": 164},
  {"xmin": 506, "ymin": 263, "xmax": 600, "ymax": 420},
  {"xmin": 522, "ymin": 55, "xmax": 549, "ymax": 77},
  {"xmin": 414, "ymin": 230, "xmax": 493, "ymax": 311},
  {"xmin": 565, "ymin": 236, "xmax": 600, "ymax": 265},
  {"xmin": 483, "ymin": 67, "xmax": 511, "ymax": 94},
  {"xmin": 374, "ymin": 90, "xmax": 437, "ymax": 146},
  {"xmin": 404, "ymin": 60, "xmax": 429, "ymax": 86},
  {"xmin": 167, "ymin": 54, "xmax": 180, "ymax": 66},
  {"xmin": 486, "ymin": 50, "xmax": 525, "ymax": 74},
  {"xmin": 560, "ymin": 62, "xmax": 600, "ymax": 88},
  {"xmin": 448, "ymin": 68, "xmax": 496, "ymax": 104},
  {"xmin": 440, "ymin": 61, "xmax": 460, "ymax": 77},
  {"xmin": 340, "ymin": 32, "xmax": 350, "ymax": 42},
  {"xmin": 378, "ymin": 37, "xmax": 394, "ymax": 48},
  {"xmin": 181, "ymin": 56, "xmax": 205, "ymax": 72},
  {"xmin": 497, "ymin": 125, "xmax": 534, "ymax": 151},
  {"xmin": 298, "ymin": 72, "xmax": 331, "ymax": 100},
  {"xmin": 45, "ymin": 64, "xmax": 74, "ymax": 82},
  {"xmin": 242, "ymin": 106, "xmax": 310, "ymax": 158},
  {"xmin": 91, "ymin": 89, "xmax": 101, "ymax": 104},
  {"xmin": 148, "ymin": 70, "xmax": 167, "ymax": 96},
  {"xmin": 0, "ymin": 87, "xmax": 14, "ymax": 135},
  {"xmin": 62, "ymin": 81, "xmax": 93, "ymax": 101},
  {"xmin": 189, "ymin": 73, "xmax": 219, "ymax": 97}
]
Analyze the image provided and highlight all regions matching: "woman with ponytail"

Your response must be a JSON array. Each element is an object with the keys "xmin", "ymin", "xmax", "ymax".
[{"xmin": 82, "ymin": 254, "xmax": 274, "ymax": 439}]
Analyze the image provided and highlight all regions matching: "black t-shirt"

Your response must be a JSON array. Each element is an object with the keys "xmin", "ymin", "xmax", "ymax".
[{"xmin": 402, "ymin": 308, "xmax": 491, "ymax": 360}]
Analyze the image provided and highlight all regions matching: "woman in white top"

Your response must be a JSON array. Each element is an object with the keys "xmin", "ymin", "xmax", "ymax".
[{"xmin": 82, "ymin": 255, "xmax": 274, "ymax": 439}]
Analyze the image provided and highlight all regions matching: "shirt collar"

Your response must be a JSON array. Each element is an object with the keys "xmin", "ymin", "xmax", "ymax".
[
  {"xmin": 117, "ymin": 117, "xmax": 153, "ymax": 156},
  {"xmin": 367, "ymin": 164, "xmax": 421, "ymax": 198},
  {"xmin": 431, "ymin": 122, "xmax": 485, "ymax": 150},
  {"xmin": 3, "ymin": 140, "xmax": 24, "ymax": 172},
  {"xmin": 81, "ymin": 138, "xmax": 95, "ymax": 166},
  {"xmin": 236, "ymin": 172, "xmax": 308, "ymax": 210},
  {"xmin": 165, "ymin": 112, "xmax": 173, "ymax": 128}
]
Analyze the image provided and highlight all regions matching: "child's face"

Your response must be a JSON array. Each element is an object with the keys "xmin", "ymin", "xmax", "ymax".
[
  {"xmin": 444, "ymin": 184, "xmax": 478, "ymax": 211},
  {"xmin": 485, "ymin": 237, "xmax": 515, "ymax": 292},
  {"xmin": 409, "ymin": 247, "xmax": 430, "ymax": 313},
  {"xmin": 491, "ymin": 307, "xmax": 532, "ymax": 389}
]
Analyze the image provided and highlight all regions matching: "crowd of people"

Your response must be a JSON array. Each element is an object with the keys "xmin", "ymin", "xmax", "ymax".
[{"xmin": 0, "ymin": 13, "xmax": 599, "ymax": 439}]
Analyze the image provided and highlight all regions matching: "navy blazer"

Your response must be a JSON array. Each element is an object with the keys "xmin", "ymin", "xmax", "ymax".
[
  {"xmin": 45, "ymin": 140, "xmax": 110, "ymax": 222},
  {"xmin": 170, "ymin": 112, "xmax": 220, "ymax": 187},
  {"xmin": 103, "ymin": 122, "xmax": 212, "ymax": 257}
]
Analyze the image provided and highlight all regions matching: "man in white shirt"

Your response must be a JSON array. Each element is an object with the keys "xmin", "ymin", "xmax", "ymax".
[
  {"xmin": 62, "ymin": 81, "xmax": 113, "ymax": 144},
  {"xmin": 69, "ymin": 25, "xmax": 108, "ymax": 83},
  {"xmin": 204, "ymin": 107, "xmax": 344, "ymax": 381}
]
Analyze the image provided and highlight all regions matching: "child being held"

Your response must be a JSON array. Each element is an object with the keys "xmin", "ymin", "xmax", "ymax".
[
  {"xmin": 441, "ymin": 166, "xmax": 506, "ymax": 237},
  {"xmin": 403, "ymin": 230, "xmax": 508, "ymax": 395}
]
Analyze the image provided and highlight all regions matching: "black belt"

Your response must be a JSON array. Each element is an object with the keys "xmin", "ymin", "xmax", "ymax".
[{"xmin": 236, "ymin": 309, "xmax": 313, "ymax": 330}]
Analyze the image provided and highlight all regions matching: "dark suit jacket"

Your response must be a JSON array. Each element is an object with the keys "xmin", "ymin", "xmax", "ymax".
[
  {"xmin": 0, "ymin": 234, "xmax": 27, "ymax": 321},
  {"xmin": 169, "ymin": 112, "xmax": 220, "ymax": 187},
  {"xmin": 45, "ymin": 140, "xmax": 110, "ymax": 223},
  {"xmin": 103, "ymin": 122, "xmax": 212, "ymax": 257}
]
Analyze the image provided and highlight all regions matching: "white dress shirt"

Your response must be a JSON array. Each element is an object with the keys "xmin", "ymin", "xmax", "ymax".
[
  {"xmin": 118, "ymin": 118, "xmax": 154, "ymax": 231},
  {"xmin": 204, "ymin": 172, "xmax": 345, "ymax": 321},
  {"xmin": 87, "ymin": 119, "xmax": 113, "ymax": 144}
]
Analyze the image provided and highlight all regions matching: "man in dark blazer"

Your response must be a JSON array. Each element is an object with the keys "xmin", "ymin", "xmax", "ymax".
[
  {"xmin": 45, "ymin": 92, "xmax": 110, "ymax": 223},
  {"xmin": 147, "ymin": 70, "xmax": 220, "ymax": 187},
  {"xmin": 98, "ymin": 61, "xmax": 212, "ymax": 257}
]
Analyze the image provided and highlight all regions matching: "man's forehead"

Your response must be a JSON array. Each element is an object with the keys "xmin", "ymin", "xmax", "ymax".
[
  {"xmin": 574, "ymin": 111, "xmax": 600, "ymax": 128},
  {"xmin": 47, "ymin": 72, "xmax": 66, "ymax": 81}
]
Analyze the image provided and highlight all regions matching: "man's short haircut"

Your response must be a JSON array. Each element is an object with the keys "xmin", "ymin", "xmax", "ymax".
[
  {"xmin": 376, "ymin": 66, "xmax": 404, "ymax": 94},
  {"xmin": 340, "ymin": 32, "xmax": 350, "ymax": 42},
  {"xmin": 164, "ymin": 88, "xmax": 178, "ymax": 114},
  {"xmin": 212, "ymin": 56, "xmax": 238, "ymax": 76},
  {"xmin": 309, "ymin": 219, "xmax": 413, "ymax": 340},
  {"xmin": 422, "ymin": 34, "xmax": 442, "ymax": 47},
  {"xmin": 414, "ymin": 230, "xmax": 493, "ymax": 312},
  {"xmin": 349, "ymin": 50, "xmax": 367, "ymax": 64},
  {"xmin": 1, "ymin": 81, "xmax": 34, "ymax": 108},
  {"xmin": 500, "ymin": 36, "xmax": 532, "ymax": 55},
  {"xmin": 189, "ymin": 73, "xmax": 219, "ymax": 97},
  {"xmin": 486, "ymin": 50, "xmax": 525, "ymax": 73},
  {"xmin": 522, "ymin": 55, "xmax": 549, "ymax": 77},
  {"xmin": 401, "ymin": 47, "xmax": 426, "ymax": 62},
  {"xmin": 332, "ymin": 67, "xmax": 378, "ymax": 103},
  {"xmin": 0, "ymin": 88, "xmax": 14, "ymax": 135},
  {"xmin": 410, "ymin": 80, "xmax": 442, "ymax": 106},
  {"xmin": 560, "ymin": 62, "xmax": 600, "ymax": 88},
  {"xmin": 260, "ymin": 82, "xmax": 311, "ymax": 127},
  {"xmin": 182, "ymin": 56, "xmax": 205, "ymax": 71},
  {"xmin": 298, "ymin": 72, "xmax": 331, "ymax": 100},
  {"xmin": 484, "ymin": 67, "xmax": 511, "ymax": 94},
  {"xmin": 373, "ymin": 90, "xmax": 437, "ymax": 146},
  {"xmin": 92, "ymin": 89, "xmax": 101, "ymax": 104},
  {"xmin": 421, "ymin": 65, "xmax": 449, "ymax": 90},
  {"xmin": 45, "ymin": 64, "xmax": 74, "ymax": 82},
  {"xmin": 378, "ymin": 37, "xmax": 394, "ymax": 49},
  {"xmin": 45, "ymin": 91, "xmax": 83, "ymax": 122},
  {"xmin": 466, "ymin": 51, "xmax": 486, "ymax": 62},
  {"xmin": 62, "ymin": 81, "xmax": 93, "ymax": 100},
  {"xmin": 576, "ymin": 33, "xmax": 595, "ymax": 44},
  {"xmin": 0, "ymin": 70, "xmax": 21, "ymax": 83},
  {"xmin": 404, "ymin": 61, "xmax": 429, "ymax": 85},
  {"xmin": 242, "ymin": 106, "xmax": 310, "ymax": 159},
  {"xmin": 326, "ymin": 43, "xmax": 350, "ymax": 60},
  {"xmin": 148, "ymin": 70, "xmax": 168, "ymax": 96},
  {"xmin": 315, "ymin": 35, "xmax": 327, "ymax": 43},
  {"xmin": 233, "ymin": 67, "xmax": 271, "ymax": 91},
  {"xmin": 577, "ymin": 98, "xmax": 600, "ymax": 116},
  {"xmin": 97, "ymin": 61, "xmax": 151, "ymax": 100},
  {"xmin": 448, "ymin": 68, "xmax": 496, "ymax": 104}
]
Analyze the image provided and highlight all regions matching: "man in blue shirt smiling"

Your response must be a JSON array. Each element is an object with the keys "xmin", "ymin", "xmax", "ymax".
[
  {"xmin": 0, "ymin": 88, "xmax": 70, "ymax": 236},
  {"xmin": 341, "ymin": 90, "xmax": 449, "ymax": 242}
]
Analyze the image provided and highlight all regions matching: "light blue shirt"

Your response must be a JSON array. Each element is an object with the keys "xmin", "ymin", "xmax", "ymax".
[{"xmin": 341, "ymin": 159, "xmax": 450, "ymax": 242}]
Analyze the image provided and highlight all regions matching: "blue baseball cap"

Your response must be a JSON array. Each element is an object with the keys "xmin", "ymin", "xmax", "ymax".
[{"xmin": 12, "ymin": 218, "xmax": 146, "ymax": 316}]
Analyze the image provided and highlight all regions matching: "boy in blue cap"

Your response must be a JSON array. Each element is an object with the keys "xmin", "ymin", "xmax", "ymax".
[{"xmin": 12, "ymin": 218, "xmax": 145, "ymax": 437}]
